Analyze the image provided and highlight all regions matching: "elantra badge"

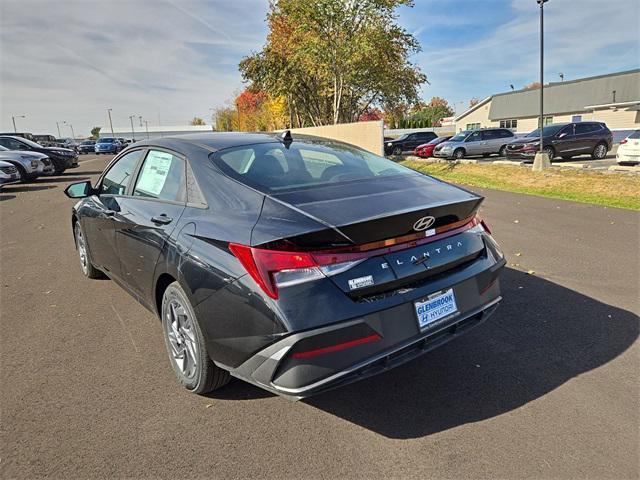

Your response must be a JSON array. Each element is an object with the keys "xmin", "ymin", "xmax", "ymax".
[{"xmin": 413, "ymin": 216, "xmax": 435, "ymax": 232}]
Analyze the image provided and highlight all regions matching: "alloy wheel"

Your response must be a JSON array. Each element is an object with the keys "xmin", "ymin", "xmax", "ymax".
[
  {"xmin": 594, "ymin": 144, "xmax": 606, "ymax": 159},
  {"xmin": 164, "ymin": 299, "xmax": 199, "ymax": 380}
]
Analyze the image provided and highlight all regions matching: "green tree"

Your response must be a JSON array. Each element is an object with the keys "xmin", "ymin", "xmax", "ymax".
[
  {"xmin": 407, "ymin": 96, "xmax": 453, "ymax": 127},
  {"xmin": 90, "ymin": 127, "xmax": 101, "ymax": 139},
  {"xmin": 240, "ymin": 0, "xmax": 426, "ymax": 127},
  {"xmin": 190, "ymin": 117, "xmax": 206, "ymax": 126}
]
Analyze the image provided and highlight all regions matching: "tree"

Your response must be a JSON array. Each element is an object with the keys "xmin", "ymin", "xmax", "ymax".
[
  {"xmin": 523, "ymin": 82, "xmax": 541, "ymax": 90},
  {"xmin": 190, "ymin": 117, "xmax": 206, "ymax": 125},
  {"xmin": 358, "ymin": 107, "xmax": 382, "ymax": 122},
  {"xmin": 90, "ymin": 127, "xmax": 101, "ymax": 139},
  {"xmin": 469, "ymin": 98, "xmax": 480, "ymax": 108},
  {"xmin": 240, "ymin": 0, "xmax": 426, "ymax": 127},
  {"xmin": 406, "ymin": 96, "xmax": 453, "ymax": 128}
]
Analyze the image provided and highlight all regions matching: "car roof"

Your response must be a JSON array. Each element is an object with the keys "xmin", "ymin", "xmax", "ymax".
[{"xmin": 131, "ymin": 132, "xmax": 289, "ymax": 152}]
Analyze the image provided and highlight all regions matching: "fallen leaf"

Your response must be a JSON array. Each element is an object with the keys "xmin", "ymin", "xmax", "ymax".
[
  {"xmin": 527, "ymin": 270, "xmax": 535, "ymax": 275},
  {"xmin": 513, "ymin": 220, "xmax": 519, "ymax": 224},
  {"xmin": 515, "ymin": 252, "xmax": 522, "ymax": 257},
  {"xmin": 206, "ymin": 404, "xmax": 214, "ymax": 409}
]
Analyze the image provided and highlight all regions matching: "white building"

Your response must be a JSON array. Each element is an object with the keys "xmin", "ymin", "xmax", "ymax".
[{"xmin": 98, "ymin": 124, "xmax": 212, "ymax": 141}]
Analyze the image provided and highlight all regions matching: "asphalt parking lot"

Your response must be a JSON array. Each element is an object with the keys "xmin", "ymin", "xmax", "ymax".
[{"xmin": 1, "ymin": 155, "xmax": 638, "ymax": 479}]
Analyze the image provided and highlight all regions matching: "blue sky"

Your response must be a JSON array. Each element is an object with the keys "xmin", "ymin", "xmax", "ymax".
[{"xmin": 1, "ymin": 0, "xmax": 638, "ymax": 135}]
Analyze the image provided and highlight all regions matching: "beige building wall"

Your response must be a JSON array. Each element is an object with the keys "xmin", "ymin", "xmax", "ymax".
[
  {"xmin": 455, "ymin": 100, "xmax": 496, "ymax": 131},
  {"xmin": 591, "ymin": 107, "xmax": 639, "ymax": 129},
  {"xmin": 290, "ymin": 120, "xmax": 384, "ymax": 155}
]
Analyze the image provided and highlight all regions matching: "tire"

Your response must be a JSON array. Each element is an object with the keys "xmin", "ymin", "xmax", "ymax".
[
  {"xmin": 543, "ymin": 146, "xmax": 555, "ymax": 159},
  {"xmin": 591, "ymin": 143, "xmax": 607, "ymax": 160},
  {"xmin": 74, "ymin": 222, "xmax": 103, "ymax": 279},
  {"xmin": 52, "ymin": 159, "xmax": 65, "ymax": 175},
  {"xmin": 453, "ymin": 148, "xmax": 465, "ymax": 160},
  {"xmin": 392, "ymin": 146, "xmax": 402, "ymax": 155},
  {"xmin": 498, "ymin": 145, "xmax": 507, "ymax": 157},
  {"xmin": 161, "ymin": 282, "xmax": 230, "ymax": 394},
  {"xmin": 15, "ymin": 165, "xmax": 28, "ymax": 183}
]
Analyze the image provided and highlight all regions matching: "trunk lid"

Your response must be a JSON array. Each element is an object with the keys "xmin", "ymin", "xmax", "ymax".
[{"xmin": 251, "ymin": 174, "xmax": 482, "ymax": 248}]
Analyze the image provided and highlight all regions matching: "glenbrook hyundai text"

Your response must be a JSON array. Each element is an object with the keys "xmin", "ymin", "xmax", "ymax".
[{"xmin": 65, "ymin": 132, "xmax": 506, "ymax": 398}]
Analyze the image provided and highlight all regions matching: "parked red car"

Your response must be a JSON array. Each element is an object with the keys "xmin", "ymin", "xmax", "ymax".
[{"xmin": 414, "ymin": 136, "xmax": 452, "ymax": 158}]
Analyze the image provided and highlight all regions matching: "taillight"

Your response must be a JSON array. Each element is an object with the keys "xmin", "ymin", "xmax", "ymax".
[
  {"xmin": 620, "ymin": 139, "xmax": 628, "ymax": 144},
  {"xmin": 229, "ymin": 215, "xmax": 485, "ymax": 299}
]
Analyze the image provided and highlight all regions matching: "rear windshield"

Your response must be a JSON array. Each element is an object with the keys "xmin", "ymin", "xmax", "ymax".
[
  {"xmin": 212, "ymin": 140, "xmax": 416, "ymax": 193},
  {"xmin": 98, "ymin": 138, "xmax": 115, "ymax": 143},
  {"xmin": 628, "ymin": 130, "xmax": 640, "ymax": 139}
]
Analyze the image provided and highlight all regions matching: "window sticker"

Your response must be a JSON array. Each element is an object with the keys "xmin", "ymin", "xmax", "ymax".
[{"xmin": 136, "ymin": 151, "xmax": 173, "ymax": 197}]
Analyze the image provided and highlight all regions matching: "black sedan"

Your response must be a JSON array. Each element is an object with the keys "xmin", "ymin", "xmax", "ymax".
[
  {"xmin": 78, "ymin": 140, "xmax": 96, "ymax": 154},
  {"xmin": 0, "ymin": 135, "xmax": 78, "ymax": 174},
  {"xmin": 384, "ymin": 131, "xmax": 438, "ymax": 156},
  {"xmin": 65, "ymin": 132, "xmax": 505, "ymax": 398}
]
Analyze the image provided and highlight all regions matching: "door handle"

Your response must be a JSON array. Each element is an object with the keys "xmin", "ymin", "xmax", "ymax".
[{"xmin": 151, "ymin": 214, "xmax": 173, "ymax": 225}]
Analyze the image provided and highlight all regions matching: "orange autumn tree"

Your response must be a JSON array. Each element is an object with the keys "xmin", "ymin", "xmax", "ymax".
[{"xmin": 234, "ymin": 90, "xmax": 288, "ymax": 131}]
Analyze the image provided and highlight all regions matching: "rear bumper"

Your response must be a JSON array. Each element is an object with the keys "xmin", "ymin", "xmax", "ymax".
[
  {"xmin": 225, "ymin": 257, "xmax": 505, "ymax": 399},
  {"xmin": 616, "ymin": 151, "xmax": 640, "ymax": 164}
]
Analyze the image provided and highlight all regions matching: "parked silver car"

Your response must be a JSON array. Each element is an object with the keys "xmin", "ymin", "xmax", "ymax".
[
  {"xmin": 0, "ymin": 145, "xmax": 54, "ymax": 181},
  {"xmin": 434, "ymin": 128, "xmax": 515, "ymax": 160},
  {"xmin": 0, "ymin": 160, "xmax": 21, "ymax": 188}
]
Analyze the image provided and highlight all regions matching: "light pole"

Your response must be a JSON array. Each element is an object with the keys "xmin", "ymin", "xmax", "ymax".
[
  {"xmin": 139, "ymin": 115, "xmax": 143, "ymax": 127},
  {"xmin": 11, "ymin": 115, "xmax": 25, "ymax": 133},
  {"xmin": 107, "ymin": 108, "xmax": 115, "ymax": 139},
  {"xmin": 533, "ymin": 0, "xmax": 551, "ymax": 172},
  {"xmin": 64, "ymin": 121, "xmax": 75, "ymax": 139},
  {"xmin": 144, "ymin": 120, "xmax": 149, "ymax": 139},
  {"xmin": 56, "ymin": 121, "xmax": 61, "ymax": 137},
  {"xmin": 128, "ymin": 115, "xmax": 136, "ymax": 141}
]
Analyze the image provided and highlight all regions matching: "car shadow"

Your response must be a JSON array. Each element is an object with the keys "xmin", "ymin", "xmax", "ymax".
[
  {"xmin": 35, "ymin": 176, "xmax": 91, "ymax": 184},
  {"xmin": 0, "ymin": 193, "xmax": 16, "ymax": 201},
  {"xmin": 303, "ymin": 268, "xmax": 638, "ymax": 438},
  {"xmin": 2, "ymin": 184, "xmax": 56, "ymax": 193}
]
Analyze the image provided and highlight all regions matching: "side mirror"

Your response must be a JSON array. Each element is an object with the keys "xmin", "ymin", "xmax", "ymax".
[{"xmin": 64, "ymin": 180, "xmax": 93, "ymax": 198}]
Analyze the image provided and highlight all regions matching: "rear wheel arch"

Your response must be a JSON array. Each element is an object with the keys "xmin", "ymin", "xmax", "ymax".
[
  {"xmin": 155, "ymin": 273, "xmax": 177, "ymax": 318},
  {"xmin": 71, "ymin": 214, "xmax": 79, "ymax": 247}
]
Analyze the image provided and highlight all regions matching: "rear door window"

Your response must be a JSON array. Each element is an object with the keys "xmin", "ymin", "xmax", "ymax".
[
  {"xmin": 482, "ymin": 130, "xmax": 499, "ymax": 140},
  {"xmin": 133, "ymin": 150, "xmax": 186, "ymax": 202},
  {"xmin": 575, "ymin": 123, "xmax": 592, "ymax": 135}
]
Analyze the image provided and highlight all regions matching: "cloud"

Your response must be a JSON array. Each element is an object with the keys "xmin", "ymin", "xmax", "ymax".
[
  {"xmin": 1, "ymin": 0, "xmax": 637, "ymax": 135},
  {"xmin": 0, "ymin": 0, "xmax": 268, "ymax": 135},
  {"xmin": 413, "ymin": 0, "xmax": 640, "ymax": 105}
]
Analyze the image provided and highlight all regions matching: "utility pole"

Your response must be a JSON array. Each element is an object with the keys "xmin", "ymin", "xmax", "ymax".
[
  {"xmin": 56, "ymin": 122, "xmax": 61, "ymax": 137},
  {"xmin": 63, "ymin": 121, "xmax": 75, "ymax": 139},
  {"xmin": 128, "ymin": 115, "xmax": 136, "ymax": 141},
  {"xmin": 144, "ymin": 120, "xmax": 149, "ymax": 139},
  {"xmin": 533, "ymin": 0, "xmax": 551, "ymax": 172},
  {"xmin": 11, "ymin": 115, "xmax": 25, "ymax": 133},
  {"xmin": 139, "ymin": 115, "xmax": 143, "ymax": 127},
  {"xmin": 107, "ymin": 108, "xmax": 115, "ymax": 139}
]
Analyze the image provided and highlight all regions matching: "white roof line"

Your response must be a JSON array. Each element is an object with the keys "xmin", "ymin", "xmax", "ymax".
[
  {"xmin": 583, "ymin": 100, "xmax": 640, "ymax": 109},
  {"xmin": 454, "ymin": 96, "xmax": 492, "ymax": 121}
]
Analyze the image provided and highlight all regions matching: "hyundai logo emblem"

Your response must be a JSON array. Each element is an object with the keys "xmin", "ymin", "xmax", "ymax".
[{"xmin": 413, "ymin": 216, "xmax": 436, "ymax": 232}]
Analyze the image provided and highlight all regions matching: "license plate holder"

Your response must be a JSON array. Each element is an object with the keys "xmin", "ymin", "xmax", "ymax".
[{"xmin": 414, "ymin": 288, "xmax": 458, "ymax": 330}]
